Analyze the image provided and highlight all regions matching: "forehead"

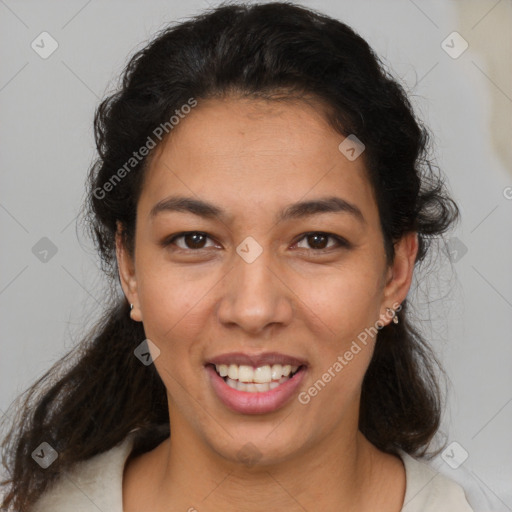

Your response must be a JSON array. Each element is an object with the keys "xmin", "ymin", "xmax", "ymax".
[{"xmin": 138, "ymin": 97, "xmax": 378, "ymax": 227}]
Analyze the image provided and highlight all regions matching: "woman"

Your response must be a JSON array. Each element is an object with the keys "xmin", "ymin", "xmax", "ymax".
[{"xmin": 0, "ymin": 2, "xmax": 474, "ymax": 511}]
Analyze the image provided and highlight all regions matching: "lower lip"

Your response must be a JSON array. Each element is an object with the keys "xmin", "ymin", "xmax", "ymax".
[{"xmin": 205, "ymin": 365, "xmax": 307, "ymax": 415}]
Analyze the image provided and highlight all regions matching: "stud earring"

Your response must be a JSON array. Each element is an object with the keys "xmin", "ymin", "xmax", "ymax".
[{"xmin": 386, "ymin": 307, "xmax": 399, "ymax": 324}]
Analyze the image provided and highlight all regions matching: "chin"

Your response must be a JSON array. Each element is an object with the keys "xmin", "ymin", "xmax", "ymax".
[{"xmin": 207, "ymin": 427, "xmax": 309, "ymax": 469}]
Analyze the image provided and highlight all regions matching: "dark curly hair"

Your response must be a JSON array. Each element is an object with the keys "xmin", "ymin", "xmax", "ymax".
[{"xmin": 1, "ymin": 2, "xmax": 460, "ymax": 510}]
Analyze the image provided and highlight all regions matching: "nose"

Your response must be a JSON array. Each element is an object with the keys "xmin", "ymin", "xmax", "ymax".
[{"xmin": 216, "ymin": 244, "xmax": 294, "ymax": 336}]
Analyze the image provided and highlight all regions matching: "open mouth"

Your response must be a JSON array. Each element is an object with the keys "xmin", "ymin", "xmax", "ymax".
[{"xmin": 207, "ymin": 363, "xmax": 305, "ymax": 393}]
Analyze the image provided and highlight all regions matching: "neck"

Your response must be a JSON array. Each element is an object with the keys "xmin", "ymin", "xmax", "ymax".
[{"xmin": 146, "ymin": 421, "xmax": 379, "ymax": 511}]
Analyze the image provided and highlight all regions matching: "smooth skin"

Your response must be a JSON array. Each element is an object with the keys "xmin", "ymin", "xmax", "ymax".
[{"xmin": 117, "ymin": 96, "xmax": 418, "ymax": 512}]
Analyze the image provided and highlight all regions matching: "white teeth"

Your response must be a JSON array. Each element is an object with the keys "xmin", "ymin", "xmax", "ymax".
[
  {"xmin": 227, "ymin": 364, "xmax": 238, "ymax": 380},
  {"xmin": 238, "ymin": 365, "xmax": 254, "ymax": 383},
  {"xmin": 271, "ymin": 364, "xmax": 281, "ymax": 380},
  {"xmin": 215, "ymin": 363, "xmax": 300, "ymax": 385},
  {"xmin": 254, "ymin": 365, "xmax": 272, "ymax": 383},
  {"xmin": 225, "ymin": 376, "xmax": 288, "ymax": 393}
]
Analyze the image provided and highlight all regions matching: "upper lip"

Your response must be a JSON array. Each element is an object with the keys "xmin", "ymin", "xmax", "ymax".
[{"xmin": 206, "ymin": 351, "xmax": 308, "ymax": 368}]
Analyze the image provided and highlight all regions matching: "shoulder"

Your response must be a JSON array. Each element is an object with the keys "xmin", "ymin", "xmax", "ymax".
[
  {"xmin": 398, "ymin": 449, "xmax": 475, "ymax": 512},
  {"xmin": 30, "ymin": 433, "xmax": 136, "ymax": 512}
]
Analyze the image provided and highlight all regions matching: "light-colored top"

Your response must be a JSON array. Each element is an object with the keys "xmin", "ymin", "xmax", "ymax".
[{"xmin": 31, "ymin": 432, "xmax": 475, "ymax": 511}]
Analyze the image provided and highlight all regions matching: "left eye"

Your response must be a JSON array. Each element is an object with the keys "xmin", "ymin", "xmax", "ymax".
[{"xmin": 294, "ymin": 232, "xmax": 348, "ymax": 251}]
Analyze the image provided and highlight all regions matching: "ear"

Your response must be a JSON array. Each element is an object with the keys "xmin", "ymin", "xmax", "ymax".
[
  {"xmin": 116, "ymin": 221, "xmax": 142, "ymax": 322},
  {"xmin": 379, "ymin": 231, "xmax": 418, "ymax": 326}
]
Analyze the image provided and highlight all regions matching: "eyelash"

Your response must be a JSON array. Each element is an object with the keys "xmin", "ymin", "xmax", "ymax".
[{"xmin": 162, "ymin": 231, "xmax": 350, "ymax": 254}]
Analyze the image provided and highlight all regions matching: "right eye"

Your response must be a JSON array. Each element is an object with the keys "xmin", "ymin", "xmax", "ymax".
[{"xmin": 163, "ymin": 231, "xmax": 218, "ymax": 251}]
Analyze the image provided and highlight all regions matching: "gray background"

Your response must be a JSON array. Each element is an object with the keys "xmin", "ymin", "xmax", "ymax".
[{"xmin": 1, "ymin": 0, "xmax": 511, "ymax": 510}]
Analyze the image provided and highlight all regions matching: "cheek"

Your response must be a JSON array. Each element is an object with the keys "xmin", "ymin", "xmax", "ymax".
[
  {"xmin": 135, "ymin": 269, "xmax": 215, "ymax": 400},
  {"xmin": 299, "ymin": 305, "xmax": 378, "ymax": 421},
  {"xmin": 137, "ymin": 270, "xmax": 208, "ymax": 404},
  {"xmin": 291, "ymin": 263, "xmax": 384, "ymax": 342},
  {"xmin": 137, "ymin": 263, "xmax": 214, "ymax": 341},
  {"xmin": 296, "ymin": 337, "xmax": 375, "ymax": 440},
  {"xmin": 290, "ymin": 261, "xmax": 383, "ymax": 401}
]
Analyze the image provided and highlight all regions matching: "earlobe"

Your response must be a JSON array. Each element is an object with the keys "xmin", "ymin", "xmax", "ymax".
[
  {"xmin": 129, "ymin": 303, "xmax": 141, "ymax": 322},
  {"xmin": 380, "ymin": 231, "xmax": 418, "ymax": 324},
  {"xmin": 115, "ymin": 222, "xmax": 141, "ymax": 321}
]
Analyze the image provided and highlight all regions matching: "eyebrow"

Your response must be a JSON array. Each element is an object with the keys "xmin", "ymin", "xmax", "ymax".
[{"xmin": 149, "ymin": 195, "xmax": 365, "ymax": 225}]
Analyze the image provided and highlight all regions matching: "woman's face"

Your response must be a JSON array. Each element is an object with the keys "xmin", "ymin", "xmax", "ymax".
[{"xmin": 118, "ymin": 96, "xmax": 417, "ymax": 465}]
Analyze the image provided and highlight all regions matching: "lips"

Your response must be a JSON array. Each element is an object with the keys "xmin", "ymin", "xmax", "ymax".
[
  {"xmin": 206, "ymin": 351, "xmax": 308, "ymax": 368},
  {"xmin": 204, "ymin": 351, "xmax": 308, "ymax": 414}
]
